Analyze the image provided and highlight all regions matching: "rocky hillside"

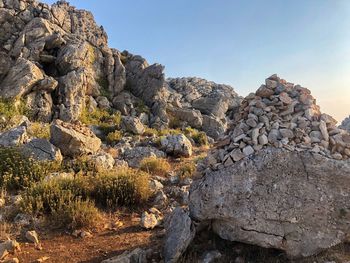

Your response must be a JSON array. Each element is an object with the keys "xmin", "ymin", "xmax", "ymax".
[
  {"xmin": 0, "ymin": 1, "xmax": 349, "ymax": 263},
  {"xmin": 0, "ymin": 0, "xmax": 240, "ymax": 137}
]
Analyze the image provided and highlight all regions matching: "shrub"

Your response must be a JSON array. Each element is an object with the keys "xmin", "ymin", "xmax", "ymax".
[
  {"xmin": 184, "ymin": 127, "xmax": 208, "ymax": 146},
  {"xmin": 21, "ymin": 178, "xmax": 99, "ymax": 229},
  {"xmin": 27, "ymin": 122, "xmax": 50, "ymax": 139},
  {"xmin": 106, "ymin": 130, "xmax": 123, "ymax": 144},
  {"xmin": 0, "ymin": 147, "xmax": 54, "ymax": 191},
  {"xmin": 178, "ymin": 162, "xmax": 196, "ymax": 179},
  {"xmin": 143, "ymin": 128, "xmax": 159, "ymax": 137},
  {"xmin": 0, "ymin": 99, "xmax": 30, "ymax": 131},
  {"xmin": 21, "ymin": 167, "xmax": 151, "ymax": 227},
  {"xmin": 91, "ymin": 168, "xmax": 151, "ymax": 208},
  {"xmin": 80, "ymin": 99, "xmax": 121, "ymax": 129},
  {"xmin": 140, "ymin": 156, "xmax": 171, "ymax": 177}
]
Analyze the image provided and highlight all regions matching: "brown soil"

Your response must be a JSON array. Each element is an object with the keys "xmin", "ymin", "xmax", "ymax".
[{"xmin": 16, "ymin": 214, "xmax": 163, "ymax": 263}]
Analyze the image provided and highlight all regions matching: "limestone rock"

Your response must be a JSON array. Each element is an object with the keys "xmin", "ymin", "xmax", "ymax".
[
  {"xmin": 123, "ymin": 146, "xmax": 166, "ymax": 168},
  {"xmin": 25, "ymin": 230, "xmax": 40, "ymax": 245},
  {"xmin": 0, "ymin": 240, "xmax": 20, "ymax": 260},
  {"xmin": 340, "ymin": 116, "xmax": 350, "ymax": 132},
  {"xmin": 0, "ymin": 125, "xmax": 27, "ymax": 147},
  {"xmin": 163, "ymin": 207, "xmax": 195, "ymax": 263},
  {"xmin": 0, "ymin": 58, "xmax": 44, "ymax": 99},
  {"xmin": 161, "ymin": 134, "xmax": 193, "ymax": 157},
  {"xmin": 50, "ymin": 120, "xmax": 101, "ymax": 157},
  {"xmin": 101, "ymin": 248, "xmax": 146, "ymax": 263},
  {"xmin": 22, "ymin": 138, "xmax": 63, "ymax": 162},
  {"xmin": 87, "ymin": 152, "xmax": 115, "ymax": 170},
  {"xmin": 190, "ymin": 148, "xmax": 350, "ymax": 258},
  {"xmin": 121, "ymin": 116, "xmax": 145, "ymax": 135}
]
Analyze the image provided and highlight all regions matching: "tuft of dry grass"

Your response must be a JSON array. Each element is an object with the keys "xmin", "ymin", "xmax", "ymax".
[{"xmin": 140, "ymin": 156, "xmax": 171, "ymax": 177}]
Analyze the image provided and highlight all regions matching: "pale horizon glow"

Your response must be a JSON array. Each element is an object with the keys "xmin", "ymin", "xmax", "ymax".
[{"xmin": 42, "ymin": 0, "xmax": 350, "ymax": 122}]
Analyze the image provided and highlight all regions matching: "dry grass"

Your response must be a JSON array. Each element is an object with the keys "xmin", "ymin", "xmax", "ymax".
[{"xmin": 140, "ymin": 156, "xmax": 171, "ymax": 177}]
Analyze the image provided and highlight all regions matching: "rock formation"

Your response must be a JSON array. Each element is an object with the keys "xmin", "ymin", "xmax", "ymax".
[
  {"xmin": 340, "ymin": 115, "xmax": 350, "ymax": 132},
  {"xmin": 190, "ymin": 147, "xmax": 350, "ymax": 258},
  {"xmin": 186, "ymin": 75, "xmax": 350, "ymax": 259},
  {"xmin": 0, "ymin": 0, "xmax": 240, "ymax": 137},
  {"xmin": 203, "ymin": 74, "xmax": 350, "ymax": 173}
]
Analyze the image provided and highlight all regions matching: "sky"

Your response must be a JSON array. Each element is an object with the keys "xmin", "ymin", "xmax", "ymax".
[{"xmin": 42, "ymin": 0, "xmax": 350, "ymax": 122}]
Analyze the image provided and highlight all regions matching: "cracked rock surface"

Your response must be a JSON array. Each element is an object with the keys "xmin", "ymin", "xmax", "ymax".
[{"xmin": 189, "ymin": 147, "xmax": 350, "ymax": 258}]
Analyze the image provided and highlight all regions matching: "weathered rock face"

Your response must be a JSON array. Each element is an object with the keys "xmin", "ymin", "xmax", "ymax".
[
  {"xmin": 190, "ymin": 148, "xmax": 350, "ymax": 258},
  {"xmin": 50, "ymin": 120, "xmax": 101, "ymax": 157},
  {"xmin": 340, "ymin": 116, "xmax": 350, "ymax": 132},
  {"xmin": 166, "ymin": 77, "xmax": 242, "ymax": 139},
  {"xmin": 121, "ymin": 116, "xmax": 145, "ymax": 135}
]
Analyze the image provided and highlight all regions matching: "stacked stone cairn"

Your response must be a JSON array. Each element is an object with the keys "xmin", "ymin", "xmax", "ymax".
[{"xmin": 206, "ymin": 74, "xmax": 350, "ymax": 170}]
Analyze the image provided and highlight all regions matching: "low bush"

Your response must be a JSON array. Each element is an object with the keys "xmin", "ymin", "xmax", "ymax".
[
  {"xmin": 21, "ymin": 167, "xmax": 151, "ymax": 228},
  {"xmin": 106, "ymin": 130, "xmax": 123, "ymax": 144},
  {"xmin": 80, "ymin": 99, "xmax": 121, "ymax": 129},
  {"xmin": 140, "ymin": 156, "xmax": 171, "ymax": 177},
  {"xmin": 91, "ymin": 168, "xmax": 151, "ymax": 208},
  {"xmin": 178, "ymin": 162, "xmax": 196, "ymax": 179},
  {"xmin": 27, "ymin": 122, "xmax": 50, "ymax": 139},
  {"xmin": 184, "ymin": 127, "xmax": 208, "ymax": 146},
  {"xmin": 0, "ymin": 147, "xmax": 55, "ymax": 191},
  {"xmin": 0, "ymin": 99, "xmax": 30, "ymax": 131}
]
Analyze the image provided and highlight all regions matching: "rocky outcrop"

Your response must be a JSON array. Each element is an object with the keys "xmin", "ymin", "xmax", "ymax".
[
  {"xmin": 166, "ymin": 77, "xmax": 242, "ymax": 139},
  {"xmin": 340, "ymin": 116, "xmax": 350, "ymax": 132},
  {"xmin": 101, "ymin": 248, "xmax": 146, "ymax": 263},
  {"xmin": 50, "ymin": 120, "xmax": 101, "ymax": 157},
  {"xmin": 190, "ymin": 148, "xmax": 350, "ymax": 258},
  {"xmin": 160, "ymin": 134, "xmax": 193, "ymax": 157}
]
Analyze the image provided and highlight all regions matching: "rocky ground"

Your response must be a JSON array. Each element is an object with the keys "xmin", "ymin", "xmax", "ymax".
[{"xmin": 0, "ymin": 0, "xmax": 349, "ymax": 263}]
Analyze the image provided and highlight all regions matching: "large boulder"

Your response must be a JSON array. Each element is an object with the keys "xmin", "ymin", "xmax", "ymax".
[
  {"xmin": 190, "ymin": 148, "xmax": 350, "ymax": 258},
  {"xmin": 160, "ymin": 134, "xmax": 193, "ymax": 157},
  {"xmin": 163, "ymin": 207, "xmax": 196, "ymax": 263},
  {"xmin": 50, "ymin": 120, "xmax": 101, "ymax": 157}
]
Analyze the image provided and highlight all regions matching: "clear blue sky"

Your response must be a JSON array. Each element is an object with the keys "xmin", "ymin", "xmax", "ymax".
[{"xmin": 42, "ymin": 0, "xmax": 350, "ymax": 122}]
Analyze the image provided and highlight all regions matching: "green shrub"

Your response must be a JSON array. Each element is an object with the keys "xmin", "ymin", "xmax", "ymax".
[
  {"xmin": 80, "ymin": 99, "xmax": 121, "ymax": 129},
  {"xmin": 143, "ymin": 128, "xmax": 159, "ymax": 137},
  {"xmin": 140, "ymin": 156, "xmax": 171, "ymax": 177},
  {"xmin": 178, "ymin": 162, "xmax": 196, "ymax": 179},
  {"xmin": 0, "ymin": 147, "xmax": 54, "ymax": 191},
  {"xmin": 91, "ymin": 168, "xmax": 151, "ymax": 208},
  {"xmin": 21, "ymin": 167, "xmax": 151, "ymax": 226},
  {"xmin": 184, "ymin": 127, "xmax": 208, "ymax": 146},
  {"xmin": 0, "ymin": 99, "xmax": 31, "ymax": 131},
  {"xmin": 106, "ymin": 130, "xmax": 123, "ymax": 144},
  {"xmin": 21, "ymin": 178, "xmax": 99, "ymax": 229},
  {"xmin": 27, "ymin": 122, "xmax": 50, "ymax": 139}
]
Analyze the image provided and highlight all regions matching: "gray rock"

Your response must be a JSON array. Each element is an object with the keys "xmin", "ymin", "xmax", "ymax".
[
  {"xmin": 199, "ymin": 250, "xmax": 222, "ymax": 263},
  {"xmin": 121, "ymin": 116, "xmax": 145, "ymax": 135},
  {"xmin": 202, "ymin": 115, "xmax": 226, "ymax": 140},
  {"xmin": 22, "ymin": 138, "xmax": 62, "ymax": 162},
  {"xmin": 87, "ymin": 152, "xmax": 115, "ymax": 169},
  {"xmin": 101, "ymin": 248, "xmax": 146, "ymax": 263},
  {"xmin": 190, "ymin": 148, "xmax": 350, "ymax": 258},
  {"xmin": 163, "ymin": 207, "xmax": 195, "ymax": 263},
  {"xmin": 161, "ymin": 134, "xmax": 193, "ymax": 157},
  {"xmin": 123, "ymin": 146, "xmax": 166, "ymax": 168},
  {"xmin": 339, "ymin": 116, "xmax": 350, "ymax": 132},
  {"xmin": 0, "ymin": 125, "xmax": 27, "ymax": 147},
  {"xmin": 50, "ymin": 120, "xmax": 101, "ymax": 157}
]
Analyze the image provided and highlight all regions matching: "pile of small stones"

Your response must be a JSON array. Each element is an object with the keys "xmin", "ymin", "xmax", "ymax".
[{"xmin": 206, "ymin": 74, "xmax": 350, "ymax": 170}]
